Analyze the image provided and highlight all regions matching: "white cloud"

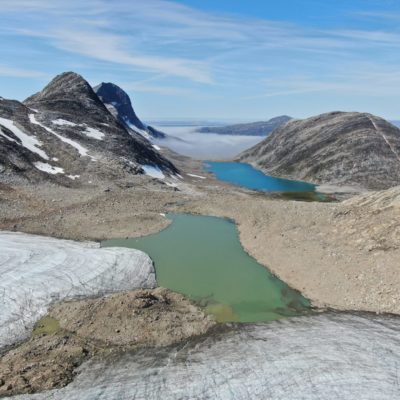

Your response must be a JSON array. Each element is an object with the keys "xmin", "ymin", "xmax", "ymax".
[
  {"xmin": 2, "ymin": 0, "xmax": 400, "ymax": 114},
  {"xmin": 0, "ymin": 65, "xmax": 45, "ymax": 78},
  {"xmin": 51, "ymin": 29, "xmax": 212, "ymax": 84}
]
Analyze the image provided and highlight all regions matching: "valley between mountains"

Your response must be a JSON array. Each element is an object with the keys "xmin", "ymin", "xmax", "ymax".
[{"xmin": 1, "ymin": 71, "xmax": 400, "ymax": 398}]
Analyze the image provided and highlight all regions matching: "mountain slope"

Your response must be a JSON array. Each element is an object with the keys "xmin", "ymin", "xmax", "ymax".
[
  {"xmin": 94, "ymin": 82, "xmax": 166, "ymax": 139},
  {"xmin": 239, "ymin": 111, "xmax": 400, "ymax": 190},
  {"xmin": 197, "ymin": 116, "xmax": 292, "ymax": 136},
  {"xmin": 0, "ymin": 72, "xmax": 177, "ymax": 185}
]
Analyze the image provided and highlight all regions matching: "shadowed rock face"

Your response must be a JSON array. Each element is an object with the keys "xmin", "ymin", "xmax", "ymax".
[
  {"xmin": 239, "ymin": 111, "xmax": 400, "ymax": 190},
  {"xmin": 0, "ymin": 100, "xmax": 44, "ymax": 180},
  {"xmin": 0, "ymin": 72, "xmax": 177, "ymax": 185},
  {"xmin": 94, "ymin": 82, "xmax": 166, "ymax": 139},
  {"xmin": 197, "ymin": 115, "xmax": 292, "ymax": 136}
]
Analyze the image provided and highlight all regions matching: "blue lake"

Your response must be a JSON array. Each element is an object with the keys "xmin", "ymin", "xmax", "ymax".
[{"xmin": 205, "ymin": 161, "xmax": 316, "ymax": 193}]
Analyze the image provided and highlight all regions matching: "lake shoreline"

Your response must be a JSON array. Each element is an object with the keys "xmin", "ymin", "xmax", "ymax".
[{"xmin": 0, "ymin": 151, "xmax": 399, "ymax": 316}]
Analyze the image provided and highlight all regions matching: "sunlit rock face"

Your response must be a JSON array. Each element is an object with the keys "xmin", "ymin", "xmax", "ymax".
[
  {"xmin": 13, "ymin": 313, "xmax": 400, "ymax": 400},
  {"xmin": 0, "ymin": 72, "xmax": 177, "ymax": 185},
  {"xmin": 0, "ymin": 231, "xmax": 156, "ymax": 349},
  {"xmin": 239, "ymin": 111, "xmax": 400, "ymax": 190}
]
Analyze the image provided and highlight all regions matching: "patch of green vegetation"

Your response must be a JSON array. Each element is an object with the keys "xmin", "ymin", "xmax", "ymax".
[
  {"xmin": 32, "ymin": 316, "xmax": 61, "ymax": 336},
  {"xmin": 274, "ymin": 191, "xmax": 337, "ymax": 202}
]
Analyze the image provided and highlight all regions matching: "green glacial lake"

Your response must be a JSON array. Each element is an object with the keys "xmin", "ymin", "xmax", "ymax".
[{"xmin": 102, "ymin": 214, "xmax": 310, "ymax": 322}]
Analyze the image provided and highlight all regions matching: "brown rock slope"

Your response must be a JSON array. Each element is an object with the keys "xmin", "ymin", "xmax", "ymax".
[
  {"xmin": 239, "ymin": 111, "xmax": 400, "ymax": 190},
  {"xmin": 0, "ymin": 288, "xmax": 215, "ymax": 397}
]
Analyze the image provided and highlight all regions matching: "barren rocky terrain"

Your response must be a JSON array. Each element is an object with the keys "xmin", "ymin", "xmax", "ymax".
[
  {"xmin": 2, "ymin": 75, "xmax": 400, "ymax": 399},
  {"xmin": 1, "ymin": 158, "xmax": 399, "ymax": 316},
  {"xmin": 0, "ymin": 288, "xmax": 215, "ymax": 397}
]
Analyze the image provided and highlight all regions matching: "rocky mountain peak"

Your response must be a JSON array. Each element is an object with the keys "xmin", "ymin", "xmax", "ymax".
[
  {"xmin": 94, "ymin": 82, "xmax": 145, "ymax": 130},
  {"xmin": 94, "ymin": 82, "xmax": 165, "ymax": 139},
  {"xmin": 239, "ymin": 111, "xmax": 400, "ymax": 190},
  {"xmin": 0, "ymin": 71, "xmax": 178, "ymax": 185},
  {"xmin": 24, "ymin": 72, "xmax": 107, "ymax": 116}
]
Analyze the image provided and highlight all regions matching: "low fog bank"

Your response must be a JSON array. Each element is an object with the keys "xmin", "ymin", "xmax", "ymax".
[{"xmin": 152, "ymin": 126, "xmax": 264, "ymax": 160}]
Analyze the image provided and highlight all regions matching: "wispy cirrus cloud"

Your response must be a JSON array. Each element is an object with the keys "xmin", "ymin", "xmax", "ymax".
[
  {"xmin": 0, "ymin": 65, "xmax": 45, "ymax": 78},
  {"xmin": 245, "ymin": 64, "xmax": 400, "ymax": 100},
  {"xmin": 52, "ymin": 29, "xmax": 212, "ymax": 84},
  {"xmin": 1, "ymin": 0, "xmax": 400, "ymax": 118},
  {"xmin": 2, "ymin": 0, "xmax": 213, "ymax": 84}
]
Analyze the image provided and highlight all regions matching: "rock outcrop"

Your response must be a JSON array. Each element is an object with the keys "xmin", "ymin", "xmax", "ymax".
[
  {"xmin": 0, "ymin": 288, "xmax": 215, "ymax": 397},
  {"xmin": 94, "ymin": 82, "xmax": 166, "ymax": 139},
  {"xmin": 0, "ymin": 72, "xmax": 177, "ymax": 185},
  {"xmin": 197, "ymin": 115, "xmax": 292, "ymax": 136},
  {"xmin": 336, "ymin": 185, "xmax": 400, "ymax": 252},
  {"xmin": 239, "ymin": 111, "xmax": 400, "ymax": 189}
]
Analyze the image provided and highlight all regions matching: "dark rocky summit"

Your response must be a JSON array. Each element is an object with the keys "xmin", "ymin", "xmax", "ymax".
[
  {"xmin": 239, "ymin": 111, "xmax": 400, "ymax": 190},
  {"xmin": 0, "ymin": 72, "xmax": 177, "ymax": 185},
  {"xmin": 94, "ymin": 82, "xmax": 166, "ymax": 139},
  {"xmin": 197, "ymin": 115, "xmax": 292, "ymax": 136}
]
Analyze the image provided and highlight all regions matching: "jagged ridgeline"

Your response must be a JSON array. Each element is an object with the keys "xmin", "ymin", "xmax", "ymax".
[
  {"xmin": 0, "ymin": 72, "xmax": 178, "ymax": 184},
  {"xmin": 239, "ymin": 112, "xmax": 400, "ymax": 190}
]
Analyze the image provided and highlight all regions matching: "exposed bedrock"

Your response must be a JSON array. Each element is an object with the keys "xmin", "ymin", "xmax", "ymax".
[{"xmin": 239, "ymin": 111, "xmax": 400, "ymax": 190}]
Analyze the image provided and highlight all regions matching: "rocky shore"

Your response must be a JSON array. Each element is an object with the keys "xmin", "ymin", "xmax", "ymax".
[{"xmin": 0, "ymin": 155, "xmax": 399, "ymax": 315}]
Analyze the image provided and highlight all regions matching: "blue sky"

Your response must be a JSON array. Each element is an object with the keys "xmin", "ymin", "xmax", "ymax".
[{"xmin": 1, "ymin": 0, "xmax": 400, "ymax": 120}]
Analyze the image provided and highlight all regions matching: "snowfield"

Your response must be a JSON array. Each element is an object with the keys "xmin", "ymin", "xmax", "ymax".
[
  {"xmin": 142, "ymin": 165, "xmax": 165, "ymax": 179},
  {"xmin": 0, "ymin": 116, "xmax": 49, "ymax": 160},
  {"xmin": 83, "ymin": 126, "xmax": 105, "ymax": 140},
  {"xmin": 29, "ymin": 114, "xmax": 95, "ymax": 160},
  {"xmin": 52, "ymin": 119, "xmax": 78, "ymax": 127},
  {"xmin": 0, "ymin": 232, "xmax": 156, "ymax": 350},
  {"xmin": 187, "ymin": 173, "xmax": 206, "ymax": 179},
  {"xmin": 34, "ymin": 161, "xmax": 64, "ymax": 174},
  {"xmin": 11, "ymin": 313, "xmax": 400, "ymax": 399}
]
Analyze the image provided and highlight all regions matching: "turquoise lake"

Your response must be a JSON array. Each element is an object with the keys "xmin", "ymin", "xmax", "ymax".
[
  {"xmin": 102, "ymin": 214, "xmax": 310, "ymax": 323},
  {"xmin": 205, "ymin": 161, "xmax": 316, "ymax": 193}
]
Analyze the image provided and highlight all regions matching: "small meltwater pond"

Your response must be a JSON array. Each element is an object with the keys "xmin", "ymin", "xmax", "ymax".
[
  {"xmin": 102, "ymin": 214, "xmax": 310, "ymax": 322},
  {"xmin": 205, "ymin": 161, "xmax": 316, "ymax": 193}
]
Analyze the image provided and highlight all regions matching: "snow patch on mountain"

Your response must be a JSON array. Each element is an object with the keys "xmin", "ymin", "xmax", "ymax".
[
  {"xmin": 52, "ymin": 119, "xmax": 78, "ymax": 127},
  {"xmin": 83, "ymin": 126, "xmax": 105, "ymax": 140},
  {"xmin": 29, "ymin": 114, "xmax": 95, "ymax": 160},
  {"xmin": 0, "ymin": 117, "xmax": 49, "ymax": 160},
  {"xmin": 187, "ymin": 173, "xmax": 206, "ymax": 179},
  {"xmin": 125, "ymin": 120, "xmax": 151, "ymax": 139},
  {"xmin": 34, "ymin": 161, "xmax": 64, "ymax": 174},
  {"xmin": 142, "ymin": 165, "xmax": 165, "ymax": 179}
]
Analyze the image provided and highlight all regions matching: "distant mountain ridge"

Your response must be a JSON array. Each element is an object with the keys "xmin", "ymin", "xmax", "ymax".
[
  {"xmin": 0, "ymin": 72, "xmax": 177, "ymax": 185},
  {"xmin": 94, "ymin": 83, "xmax": 166, "ymax": 139},
  {"xmin": 239, "ymin": 111, "xmax": 400, "ymax": 190},
  {"xmin": 196, "ymin": 115, "xmax": 292, "ymax": 136}
]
